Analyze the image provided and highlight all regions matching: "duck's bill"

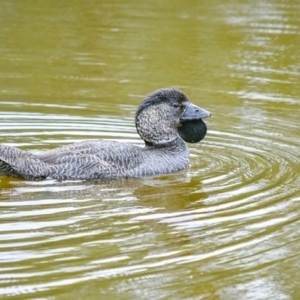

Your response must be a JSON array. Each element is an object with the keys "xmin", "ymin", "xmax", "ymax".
[{"xmin": 180, "ymin": 103, "xmax": 211, "ymax": 121}]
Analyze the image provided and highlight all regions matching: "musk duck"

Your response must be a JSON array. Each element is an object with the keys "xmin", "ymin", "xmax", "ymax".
[{"xmin": 0, "ymin": 88, "xmax": 210, "ymax": 180}]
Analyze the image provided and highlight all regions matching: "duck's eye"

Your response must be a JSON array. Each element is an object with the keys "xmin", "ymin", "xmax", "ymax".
[{"xmin": 173, "ymin": 104, "xmax": 180, "ymax": 108}]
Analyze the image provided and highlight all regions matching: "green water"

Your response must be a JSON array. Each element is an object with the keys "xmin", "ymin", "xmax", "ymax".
[{"xmin": 1, "ymin": 0, "xmax": 300, "ymax": 299}]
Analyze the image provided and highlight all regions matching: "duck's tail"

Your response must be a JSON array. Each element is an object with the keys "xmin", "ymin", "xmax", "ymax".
[
  {"xmin": 0, "ymin": 158, "xmax": 22, "ymax": 178},
  {"xmin": 0, "ymin": 145, "xmax": 47, "ymax": 180}
]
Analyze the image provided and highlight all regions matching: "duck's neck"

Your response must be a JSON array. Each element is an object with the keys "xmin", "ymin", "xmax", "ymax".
[{"xmin": 144, "ymin": 136, "xmax": 187, "ymax": 152}]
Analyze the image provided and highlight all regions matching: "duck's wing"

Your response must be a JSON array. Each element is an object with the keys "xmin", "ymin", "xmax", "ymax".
[
  {"xmin": 35, "ymin": 140, "xmax": 142, "ymax": 165},
  {"xmin": 44, "ymin": 154, "xmax": 114, "ymax": 180},
  {"xmin": 35, "ymin": 149, "xmax": 80, "ymax": 164},
  {"xmin": 33, "ymin": 140, "xmax": 144, "ymax": 180},
  {"xmin": 34, "ymin": 140, "xmax": 106, "ymax": 164}
]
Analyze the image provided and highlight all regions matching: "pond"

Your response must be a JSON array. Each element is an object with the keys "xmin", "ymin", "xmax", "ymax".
[{"xmin": 0, "ymin": 0, "xmax": 300, "ymax": 299}]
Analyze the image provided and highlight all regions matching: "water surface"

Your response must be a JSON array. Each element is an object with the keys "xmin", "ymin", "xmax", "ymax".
[{"xmin": 1, "ymin": 0, "xmax": 300, "ymax": 299}]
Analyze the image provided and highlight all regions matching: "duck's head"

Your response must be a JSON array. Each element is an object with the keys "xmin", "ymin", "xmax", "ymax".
[{"xmin": 135, "ymin": 88, "xmax": 211, "ymax": 146}]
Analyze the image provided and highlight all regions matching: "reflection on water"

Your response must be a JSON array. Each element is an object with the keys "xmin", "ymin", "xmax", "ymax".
[{"xmin": 1, "ymin": 0, "xmax": 300, "ymax": 299}]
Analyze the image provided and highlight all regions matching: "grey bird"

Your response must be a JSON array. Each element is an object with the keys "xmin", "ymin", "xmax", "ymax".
[{"xmin": 0, "ymin": 88, "xmax": 211, "ymax": 181}]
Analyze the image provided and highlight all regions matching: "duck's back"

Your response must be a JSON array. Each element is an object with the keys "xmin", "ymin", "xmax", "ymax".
[{"xmin": 34, "ymin": 140, "xmax": 145, "ymax": 180}]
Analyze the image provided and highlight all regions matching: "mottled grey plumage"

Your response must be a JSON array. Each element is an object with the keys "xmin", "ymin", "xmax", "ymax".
[{"xmin": 0, "ymin": 88, "xmax": 210, "ymax": 181}]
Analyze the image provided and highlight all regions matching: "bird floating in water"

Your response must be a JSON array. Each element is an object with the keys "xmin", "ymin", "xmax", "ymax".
[{"xmin": 0, "ymin": 88, "xmax": 211, "ymax": 181}]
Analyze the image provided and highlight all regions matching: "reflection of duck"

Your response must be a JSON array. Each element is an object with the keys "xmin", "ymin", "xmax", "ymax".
[{"xmin": 0, "ymin": 88, "xmax": 210, "ymax": 181}]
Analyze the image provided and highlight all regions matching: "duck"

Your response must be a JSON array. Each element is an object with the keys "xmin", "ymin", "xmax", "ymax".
[{"xmin": 0, "ymin": 88, "xmax": 210, "ymax": 181}]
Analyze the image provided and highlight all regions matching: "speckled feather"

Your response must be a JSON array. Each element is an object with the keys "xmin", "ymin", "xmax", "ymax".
[{"xmin": 0, "ymin": 88, "xmax": 209, "ymax": 181}]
